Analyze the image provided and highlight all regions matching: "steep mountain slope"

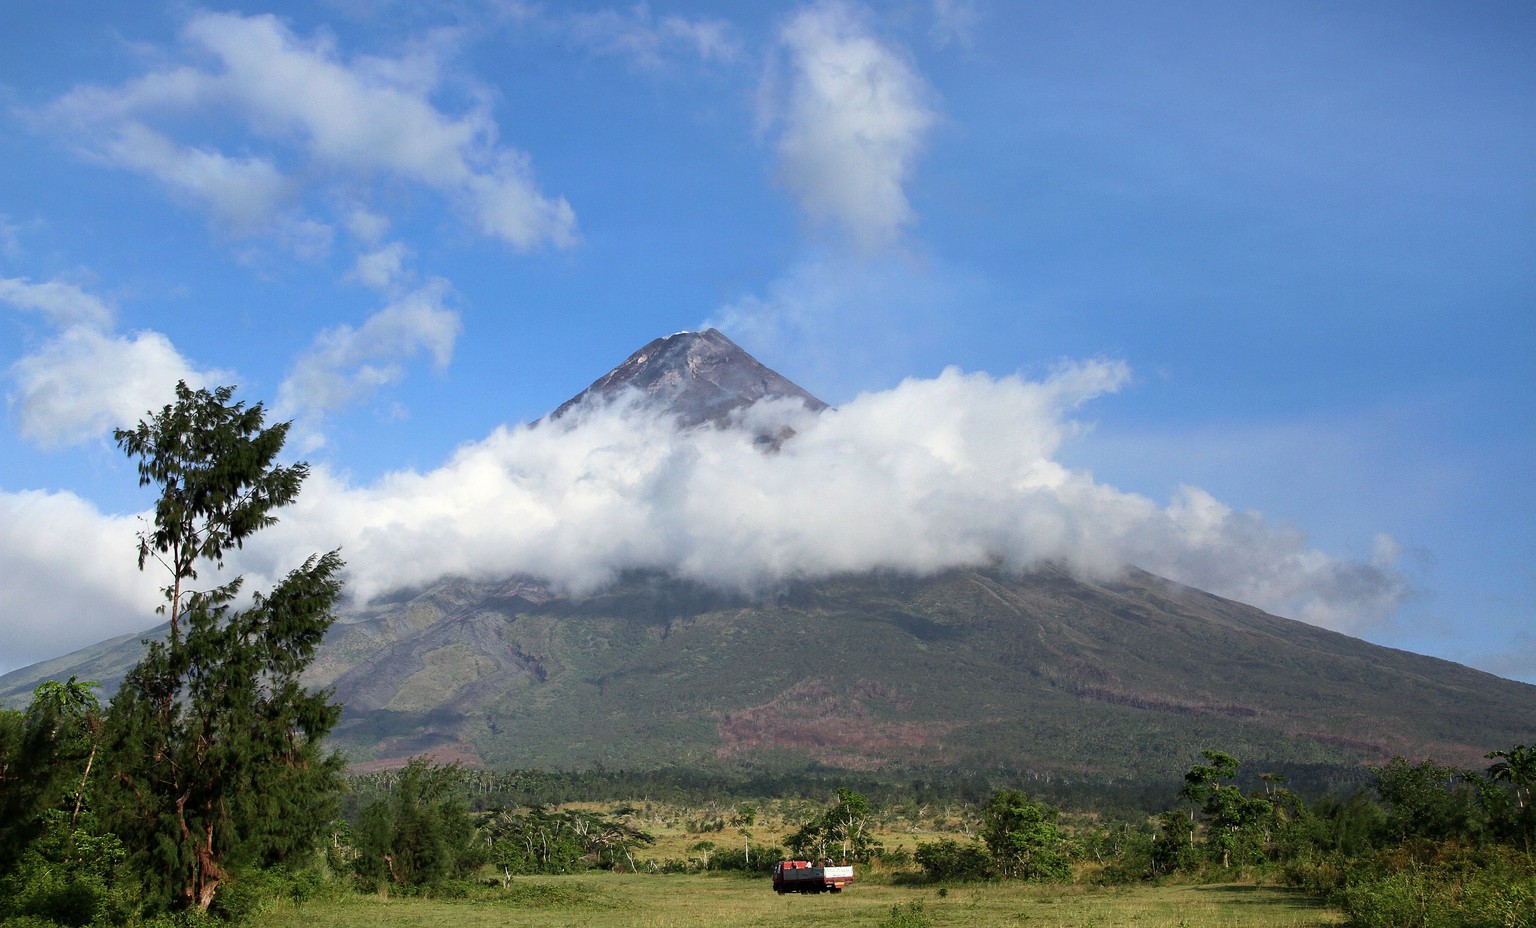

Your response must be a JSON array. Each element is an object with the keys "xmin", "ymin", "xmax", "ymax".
[
  {"xmin": 550, "ymin": 328, "xmax": 827, "ymax": 428},
  {"xmin": 305, "ymin": 566, "xmax": 1533, "ymax": 778},
  {"xmin": 3, "ymin": 328, "xmax": 1531, "ymax": 784}
]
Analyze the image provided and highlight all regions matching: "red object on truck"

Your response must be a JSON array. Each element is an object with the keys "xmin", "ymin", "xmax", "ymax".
[{"xmin": 772, "ymin": 859, "xmax": 855, "ymax": 893}]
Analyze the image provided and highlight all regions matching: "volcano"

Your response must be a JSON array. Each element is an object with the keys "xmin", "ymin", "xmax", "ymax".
[{"xmin": 3, "ymin": 330, "xmax": 1531, "ymax": 785}]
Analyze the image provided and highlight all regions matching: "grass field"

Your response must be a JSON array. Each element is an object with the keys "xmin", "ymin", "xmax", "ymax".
[{"xmin": 248, "ymin": 874, "xmax": 1343, "ymax": 928}]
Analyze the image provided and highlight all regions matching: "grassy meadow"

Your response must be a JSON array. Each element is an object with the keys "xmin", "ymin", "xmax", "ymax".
[
  {"xmin": 245, "ymin": 806, "xmax": 1343, "ymax": 928},
  {"xmin": 247, "ymin": 875, "xmax": 1342, "ymax": 928}
]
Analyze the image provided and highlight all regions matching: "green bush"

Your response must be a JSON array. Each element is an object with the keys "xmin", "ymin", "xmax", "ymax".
[
  {"xmin": 879, "ymin": 901, "xmax": 934, "ymax": 928},
  {"xmin": 914, "ymin": 839, "xmax": 992, "ymax": 881},
  {"xmin": 0, "ymin": 917, "xmax": 70, "ymax": 928},
  {"xmin": 1334, "ymin": 842, "xmax": 1536, "ymax": 928},
  {"xmin": 0, "ymin": 812, "xmax": 133, "ymax": 928},
  {"xmin": 704, "ymin": 845, "xmax": 780, "ymax": 873}
]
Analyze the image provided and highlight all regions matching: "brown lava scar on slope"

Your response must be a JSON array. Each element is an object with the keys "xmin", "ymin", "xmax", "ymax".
[{"xmin": 715, "ymin": 678, "xmax": 956, "ymax": 768}]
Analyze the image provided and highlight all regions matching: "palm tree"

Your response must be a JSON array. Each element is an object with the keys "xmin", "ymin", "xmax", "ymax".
[
  {"xmin": 1486, "ymin": 744, "xmax": 1536, "ymax": 810},
  {"xmin": 1487, "ymin": 744, "xmax": 1536, "ymax": 851}
]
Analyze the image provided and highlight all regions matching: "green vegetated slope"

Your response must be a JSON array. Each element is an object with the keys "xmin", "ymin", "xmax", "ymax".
[
  {"xmin": 6, "ymin": 563, "xmax": 1531, "ymax": 782},
  {"xmin": 300, "ymin": 564, "xmax": 1533, "ymax": 780}
]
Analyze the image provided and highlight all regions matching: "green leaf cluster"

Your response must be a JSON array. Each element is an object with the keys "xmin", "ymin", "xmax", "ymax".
[
  {"xmin": 0, "ymin": 381, "xmax": 348, "ymax": 922},
  {"xmin": 980, "ymin": 788, "xmax": 1069, "ymax": 880}
]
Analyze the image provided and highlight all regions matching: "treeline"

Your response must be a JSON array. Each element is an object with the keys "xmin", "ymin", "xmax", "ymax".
[
  {"xmin": 339, "ymin": 743, "xmax": 1536, "ymax": 928},
  {"xmin": 902, "ymin": 747, "xmax": 1536, "ymax": 928},
  {"xmin": 347, "ymin": 762, "xmax": 1149, "ymax": 816},
  {"xmin": 343, "ymin": 756, "xmax": 1374, "ymax": 820}
]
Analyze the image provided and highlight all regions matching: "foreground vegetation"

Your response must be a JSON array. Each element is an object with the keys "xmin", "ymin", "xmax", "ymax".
[
  {"xmin": 1, "ymin": 382, "xmax": 1532, "ymax": 928},
  {"xmin": 5, "ymin": 729, "xmax": 1533, "ymax": 926}
]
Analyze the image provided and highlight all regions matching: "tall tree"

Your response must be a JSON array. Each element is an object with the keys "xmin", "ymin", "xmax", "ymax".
[
  {"xmin": 97, "ymin": 381, "xmax": 345, "ymax": 913},
  {"xmin": 980, "ymin": 789, "xmax": 1069, "ymax": 881},
  {"xmin": 783, "ymin": 787, "xmax": 882, "ymax": 864},
  {"xmin": 114, "ymin": 383, "xmax": 306, "ymax": 648},
  {"xmin": 1374, "ymin": 756, "xmax": 1484, "ymax": 843},
  {"xmin": 1180, "ymin": 750, "xmax": 1277, "ymax": 868},
  {"xmin": 1487, "ymin": 745, "xmax": 1536, "ymax": 811},
  {"xmin": 354, "ymin": 758, "xmax": 476, "ymax": 890}
]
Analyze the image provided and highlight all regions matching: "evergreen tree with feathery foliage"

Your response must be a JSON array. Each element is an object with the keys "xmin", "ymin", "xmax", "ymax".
[{"xmin": 96, "ymin": 381, "xmax": 345, "ymax": 914}]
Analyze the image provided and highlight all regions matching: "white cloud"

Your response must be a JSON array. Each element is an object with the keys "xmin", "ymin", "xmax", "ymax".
[
  {"xmin": 1, "ymin": 273, "xmax": 226, "ymax": 449},
  {"xmin": 0, "ymin": 489, "xmax": 162, "ymax": 674},
  {"xmin": 275, "ymin": 217, "xmax": 336, "ymax": 262},
  {"xmin": 7, "ymin": 325, "xmax": 225, "ymax": 449},
  {"xmin": 0, "ymin": 217, "xmax": 23, "ymax": 260},
  {"xmin": 347, "ymin": 241, "xmax": 414, "ymax": 292},
  {"xmin": 467, "ymin": 154, "xmax": 579, "ymax": 250},
  {"xmin": 2, "ymin": 360, "xmax": 1412, "ymax": 676},
  {"xmin": 104, "ymin": 123, "xmax": 290, "ymax": 231},
  {"xmin": 244, "ymin": 361, "xmax": 1406, "ymax": 637},
  {"xmin": 762, "ymin": 1, "xmax": 937, "ymax": 251},
  {"xmin": 345, "ymin": 208, "xmax": 391, "ymax": 245},
  {"xmin": 0, "ymin": 276, "xmax": 115, "ymax": 329},
  {"xmin": 40, "ymin": 11, "xmax": 577, "ymax": 251},
  {"xmin": 278, "ymin": 280, "xmax": 461, "ymax": 424}
]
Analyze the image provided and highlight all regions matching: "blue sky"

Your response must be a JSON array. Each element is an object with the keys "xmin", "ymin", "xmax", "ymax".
[{"xmin": 1, "ymin": 1, "xmax": 1532, "ymax": 683}]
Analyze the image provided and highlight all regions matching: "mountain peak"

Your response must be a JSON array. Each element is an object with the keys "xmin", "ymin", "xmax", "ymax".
[{"xmin": 550, "ymin": 328, "xmax": 828, "ymax": 428}]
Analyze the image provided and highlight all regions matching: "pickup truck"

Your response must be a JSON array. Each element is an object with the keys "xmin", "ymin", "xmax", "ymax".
[{"xmin": 772, "ymin": 859, "xmax": 855, "ymax": 893}]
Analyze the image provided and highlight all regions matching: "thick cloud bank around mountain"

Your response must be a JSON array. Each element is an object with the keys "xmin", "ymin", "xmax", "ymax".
[
  {"xmin": 247, "ymin": 359, "xmax": 1407, "ymax": 635},
  {"xmin": 0, "ymin": 359, "xmax": 1411, "ymax": 674}
]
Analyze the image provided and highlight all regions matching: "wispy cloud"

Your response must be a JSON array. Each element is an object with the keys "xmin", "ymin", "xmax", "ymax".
[
  {"xmin": 37, "ymin": 11, "xmax": 577, "ymax": 252},
  {"xmin": 0, "ymin": 276, "xmax": 115, "ymax": 329},
  {"xmin": 346, "ymin": 241, "xmax": 415, "ymax": 292},
  {"xmin": 929, "ymin": 0, "xmax": 980, "ymax": 49},
  {"xmin": 566, "ymin": 4, "xmax": 742, "ymax": 69},
  {"xmin": 278, "ymin": 279, "xmax": 461, "ymax": 432}
]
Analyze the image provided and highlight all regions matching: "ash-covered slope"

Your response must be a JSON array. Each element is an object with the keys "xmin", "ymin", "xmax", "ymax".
[{"xmin": 549, "ymin": 328, "xmax": 827, "ymax": 427}]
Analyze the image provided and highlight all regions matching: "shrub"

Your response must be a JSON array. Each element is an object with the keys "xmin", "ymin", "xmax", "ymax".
[
  {"xmin": 0, "ymin": 812, "xmax": 133, "ymax": 927},
  {"xmin": 705, "ymin": 845, "xmax": 781, "ymax": 873},
  {"xmin": 1334, "ymin": 842, "xmax": 1536, "ymax": 928},
  {"xmin": 879, "ymin": 901, "xmax": 933, "ymax": 928},
  {"xmin": 914, "ymin": 839, "xmax": 992, "ymax": 881}
]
